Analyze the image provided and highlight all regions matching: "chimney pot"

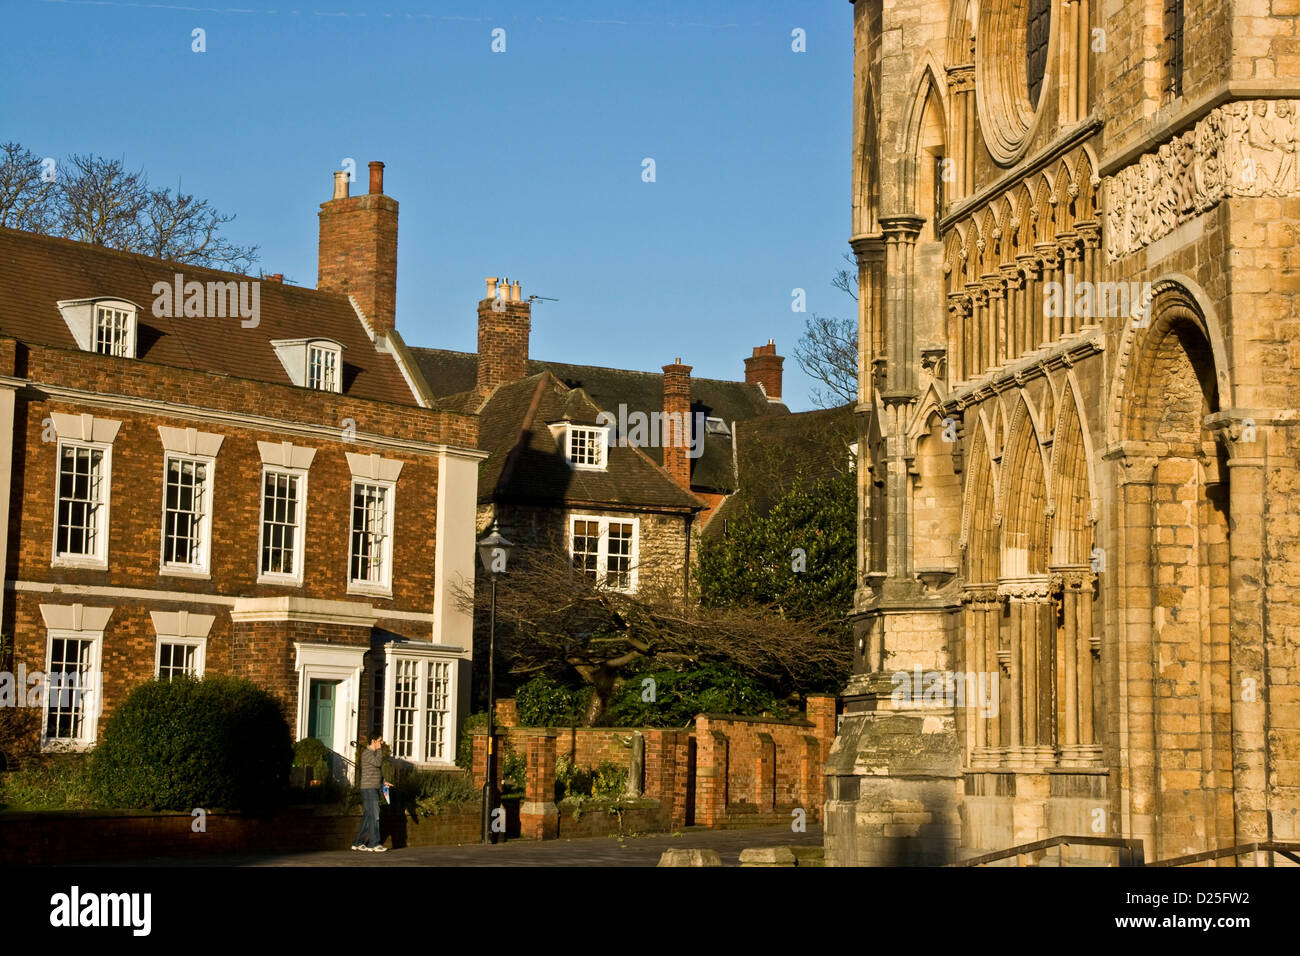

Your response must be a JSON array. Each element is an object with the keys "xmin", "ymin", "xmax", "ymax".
[
  {"xmin": 368, "ymin": 161, "xmax": 384, "ymax": 195},
  {"xmin": 511, "ymin": 281, "xmax": 521, "ymax": 303},
  {"xmin": 332, "ymin": 171, "xmax": 349, "ymax": 200},
  {"xmin": 486, "ymin": 277, "xmax": 499, "ymax": 298},
  {"xmin": 475, "ymin": 276, "xmax": 533, "ymax": 397}
]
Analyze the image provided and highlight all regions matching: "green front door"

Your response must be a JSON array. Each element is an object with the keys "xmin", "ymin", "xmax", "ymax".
[{"xmin": 308, "ymin": 679, "xmax": 338, "ymax": 748}]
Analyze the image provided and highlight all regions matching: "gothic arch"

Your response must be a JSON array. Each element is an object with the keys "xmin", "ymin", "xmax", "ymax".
[
  {"xmin": 899, "ymin": 61, "xmax": 949, "ymax": 228},
  {"xmin": 1000, "ymin": 395, "xmax": 1051, "ymax": 577},
  {"xmin": 855, "ymin": 75, "xmax": 880, "ymax": 236},
  {"xmin": 1049, "ymin": 379, "xmax": 1095, "ymax": 564},
  {"xmin": 962, "ymin": 413, "xmax": 1000, "ymax": 584},
  {"xmin": 1106, "ymin": 274, "xmax": 1233, "ymax": 444}
]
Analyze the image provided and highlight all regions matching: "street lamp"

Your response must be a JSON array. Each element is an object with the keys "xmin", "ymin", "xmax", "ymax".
[{"xmin": 476, "ymin": 527, "xmax": 513, "ymax": 844}]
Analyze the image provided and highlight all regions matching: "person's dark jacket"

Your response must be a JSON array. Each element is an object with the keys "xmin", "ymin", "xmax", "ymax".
[{"xmin": 358, "ymin": 747, "xmax": 385, "ymax": 790}]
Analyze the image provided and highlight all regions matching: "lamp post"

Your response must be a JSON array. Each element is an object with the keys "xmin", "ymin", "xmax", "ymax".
[{"xmin": 476, "ymin": 527, "xmax": 513, "ymax": 844}]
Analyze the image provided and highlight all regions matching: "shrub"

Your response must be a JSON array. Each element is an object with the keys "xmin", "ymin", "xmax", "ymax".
[
  {"xmin": 91, "ymin": 675, "xmax": 292, "ymax": 812},
  {"xmin": 554, "ymin": 753, "xmax": 593, "ymax": 799},
  {"xmin": 0, "ymin": 705, "xmax": 41, "ymax": 773},
  {"xmin": 292, "ymin": 737, "xmax": 331, "ymax": 781},
  {"xmin": 606, "ymin": 663, "xmax": 788, "ymax": 727},
  {"xmin": 392, "ymin": 768, "xmax": 479, "ymax": 817},
  {"xmin": 456, "ymin": 712, "xmax": 487, "ymax": 769},
  {"xmin": 591, "ymin": 760, "xmax": 627, "ymax": 800},
  {"xmin": 514, "ymin": 676, "xmax": 591, "ymax": 727},
  {"xmin": 499, "ymin": 748, "xmax": 526, "ymax": 796}
]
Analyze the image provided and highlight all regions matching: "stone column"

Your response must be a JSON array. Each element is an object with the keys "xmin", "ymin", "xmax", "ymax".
[
  {"xmin": 1034, "ymin": 244, "xmax": 1059, "ymax": 348},
  {"xmin": 948, "ymin": 293, "xmax": 971, "ymax": 384},
  {"xmin": 880, "ymin": 217, "xmax": 926, "ymax": 395},
  {"xmin": 1105, "ymin": 443, "xmax": 1160, "ymax": 857},
  {"xmin": 1018, "ymin": 254, "xmax": 1042, "ymax": 357}
]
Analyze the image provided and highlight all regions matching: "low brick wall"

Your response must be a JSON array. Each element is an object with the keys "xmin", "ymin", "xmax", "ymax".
[
  {"xmin": 473, "ymin": 696, "xmax": 838, "ymax": 838},
  {"xmin": 0, "ymin": 803, "xmax": 480, "ymax": 865}
]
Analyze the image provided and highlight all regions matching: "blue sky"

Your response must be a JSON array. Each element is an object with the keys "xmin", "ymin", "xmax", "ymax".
[{"xmin": 3, "ymin": 0, "xmax": 852, "ymax": 410}]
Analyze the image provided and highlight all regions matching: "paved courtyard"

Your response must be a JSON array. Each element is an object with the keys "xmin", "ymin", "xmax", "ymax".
[{"xmin": 119, "ymin": 823, "xmax": 824, "ymax": 867}]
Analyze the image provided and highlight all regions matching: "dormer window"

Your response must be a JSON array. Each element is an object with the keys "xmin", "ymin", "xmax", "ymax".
[
  {"xmin": 271, "ymin": 338, "xmax": 345, "ymax": 393},
  {"xmin": 704, "ymin": 417, "xmax": 731, "ymax": 437},
  {"xmin": 57, "ymin": 298, "xmax": 139, "ymax": 358},
  {"xmin": 94, "ymin": 305, "xmax": 134, "ymax": 357},
  {"xmin": 307, "ymin": 344, "xmax": 340, "ymax": 392},
  {"xmin": 565, "ymin": 425, "xmax": 608, "ymax": 470}
]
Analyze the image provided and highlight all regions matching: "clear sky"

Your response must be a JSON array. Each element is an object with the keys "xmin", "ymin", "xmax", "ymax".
[{"xmin": 3, "ymin": 0, "xmax": 852, "ymax": 410}]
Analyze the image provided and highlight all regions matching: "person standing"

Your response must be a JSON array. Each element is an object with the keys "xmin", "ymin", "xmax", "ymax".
[{"xmin": 352, "ymin": 734, "xmax": 394, "ymax": 852}]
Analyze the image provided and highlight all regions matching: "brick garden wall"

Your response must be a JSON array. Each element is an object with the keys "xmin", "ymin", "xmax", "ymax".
[{"xmin": 471, "ymin": 695, "xmax": 838, "ymax": 839}]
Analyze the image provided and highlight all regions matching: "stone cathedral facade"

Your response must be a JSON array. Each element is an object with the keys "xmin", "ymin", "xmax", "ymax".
[{"xmin": 825, "ymin": 0, "xmax": 1300, "ymax": 865}]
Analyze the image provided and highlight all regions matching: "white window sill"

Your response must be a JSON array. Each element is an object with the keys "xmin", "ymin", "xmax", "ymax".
[
  {"xmin": 160, "ymin": 566, "xmax": 211, "ymax": 581},
  {"xmin": 257, "ymin": 573, "xmax": 304, "ymax": 587},
  {"xmin": 41, "ymin": 739, "xmax": 94, "ymax": 753},
  {"xmin": 51, "ymin": 556, "xmax": 108, "ymax": 571},
  {"xmin": 347, "ymin": 581, "xmax": 393, "ymax": 599}
]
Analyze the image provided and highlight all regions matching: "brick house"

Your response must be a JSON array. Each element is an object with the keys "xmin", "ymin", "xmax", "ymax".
[
  {"xmin": 410, "ymin": 286, "xmax": 790, "ymax": 600},
  {"xmin": 0, "ymin": 161, "xmax": 484, "ymax": 773}
]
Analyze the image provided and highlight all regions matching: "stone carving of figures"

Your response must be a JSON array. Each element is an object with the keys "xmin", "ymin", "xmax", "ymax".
[
  {"xmin": 1271, "ymin": 100, "xmax": 1297, "ymax": 194},
  {"xmin": 1195, "ymin": 109, "xmax": 1227, "ymax": 208},
  {"xmin": 1154, "ymin": 144, "xmax": 1178, "ymax": 235},
  {"xmin": 1173, "ymin": 131, "xmax": 1197, "ymax": 216},
  {"xmin": 1247, "ymin": 101, "xmax": 1282, "ymax": 194}
]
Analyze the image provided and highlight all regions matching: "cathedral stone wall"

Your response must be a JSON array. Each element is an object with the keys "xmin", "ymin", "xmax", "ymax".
[{"xmin": 833, "ymin": 0, "xmax": 1300, "ymax": 865}]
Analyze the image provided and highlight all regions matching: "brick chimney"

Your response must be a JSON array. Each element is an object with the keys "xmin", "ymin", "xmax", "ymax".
[
  {"xmin": 744, "ymin": 339, "xmax": 784, "ymax": 402},
  {"xmin": 661, "ymin": 358, "xmax": 692, "ymax": 490},
  {"xmin": 318, "ymin": 161, "xmax": 398, "ymax": 334},
  {"xmin": 475, "ymin": 277, "xmax": 531, "ymax": 397}
]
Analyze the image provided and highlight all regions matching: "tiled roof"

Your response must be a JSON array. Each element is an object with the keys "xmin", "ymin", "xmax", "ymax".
[
  {"xmin": 410, "ymin": 347, "xmax": 788, "ymax": 493},
  {"xmin": 0, "ymin": 226, "xmax": 419, "ymax": 405},
  {"xmin": 475, "ymin": 371, "xmax": 704, "ymax": 511}
]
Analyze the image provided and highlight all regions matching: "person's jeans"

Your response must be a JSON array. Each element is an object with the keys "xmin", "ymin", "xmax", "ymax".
[{"xmin": 354, "ymin": 788, "xmax": 381, "ymax": 847}]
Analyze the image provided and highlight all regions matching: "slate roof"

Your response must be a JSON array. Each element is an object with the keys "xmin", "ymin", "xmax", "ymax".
[
  {"xmin": 474, "ymin": 371, "xmax": 704, "ymax": 511},
  {"xmin": 411, "ymin": 347, "xmax": 789, "ymax": 494},
  {"xmin": 0, "ymin": 226, "xmax": 420, "ymax": 405}
]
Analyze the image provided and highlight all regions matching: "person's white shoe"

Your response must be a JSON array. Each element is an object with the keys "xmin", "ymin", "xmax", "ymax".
[
  {"xmin": 351, "ymin": 844, "xmax": 364, "ymax": 851},
  {"xmin": 370, "ymin": 845, "xmax": 388, "ymax": 853}
]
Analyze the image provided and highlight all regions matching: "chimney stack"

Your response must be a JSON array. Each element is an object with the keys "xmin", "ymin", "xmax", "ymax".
[
  {"xmin": 476, "ymin": 276, "xmax": 532, "ymax": 398},
  {"xmin": 661, "ymin": 358, "xmax": 693, "ymax": 490},
  {"xmin": 744, "ymin": 339, "xmax": 784, "ymax": 402},
  {"xmin": 318, "ymin": 160, "xmax": 399, "ymax": 334}
]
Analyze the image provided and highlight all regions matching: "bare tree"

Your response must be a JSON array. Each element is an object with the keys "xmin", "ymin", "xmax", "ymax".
[
  {"xmin": 794, "ymin": 313, "xmax": 858, "ymax": 408},
  {"xmin": 0, "ymin": 143, "xmax": 258, "ymax": 272},
  {"xmin": 457, "ymin": 545, "xmax": 849, "ymax": 725},
  {"xmin": 0, "ymin": 142, "xmax": 57, "ymax": 232},
  {"xmin": 796, "ymin": 252, "xmax": 860, "ymax": 408},
  {"xmin": 55, "ymin": 153, "xmax": 149, "ymax": 250}
]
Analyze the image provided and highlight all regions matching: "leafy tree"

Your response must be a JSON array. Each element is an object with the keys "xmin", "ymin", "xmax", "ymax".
[
  {"xmin": 697, "ymin": 466, "xmax": 856, "ymax": 625},
  {"xmin": 0, "ymin": 142, "xmax": 259, "ymax": 272}
]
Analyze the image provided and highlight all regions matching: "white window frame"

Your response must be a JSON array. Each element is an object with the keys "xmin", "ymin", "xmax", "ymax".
[
  {"xmin": 569, "ymin": 514, "xmax": 640, "ymax": 594},
  {"xmin": 347, "ymin": 478, "xmax": 395, "ymax": 596},
  {"xmin": 92, "ymin": 302, "xmax": 136, "ymax": 358},
  {"xmin": 159, "ymin": 452, "xmax": 216, "ymax": 577},
  {"xmin": 307, "ymin": 343, "xmax": 342, "ymax": 393},
  {"xmin": 383, "ymin": 647, "xmax": 458, "ymax": 767},
  {"xmin": 564, "ymin": 425, "xmax": 608, "ymax": 471},
  {"xmin": 154, "ymin": 635, "xmax": 207, "ymax": 680},
  {"xmin": 52, "ymin": 439, "xmax": 113, "ymax": 570},
  {"xmin": 41, "ymin": 629, "xmax": 104, "ymax": 751},
  {"xmin": 258, "ymin": 465, "xmax": 308, "ymax": 585}
]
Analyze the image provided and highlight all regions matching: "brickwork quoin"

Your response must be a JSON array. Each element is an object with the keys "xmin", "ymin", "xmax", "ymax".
[{"xmin": 471, "ymin": 696, "xmax": 838, "ymax": 839}]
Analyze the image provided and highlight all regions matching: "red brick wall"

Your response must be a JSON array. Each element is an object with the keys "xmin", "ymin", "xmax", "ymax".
[
  {"xmin": 475, "ymin": 297, "xmax": 531, "ymax": 398},
  {"xmin": 660, "ymin": 361, "xmax": 692, "ymax": 490},
  {"xmin": 317, "ymin": 190, "xmax": 399, "ymax": 333},
  {"xmin": 3, "ymin": 338, "xmax": 476, "ymax": 742}
]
